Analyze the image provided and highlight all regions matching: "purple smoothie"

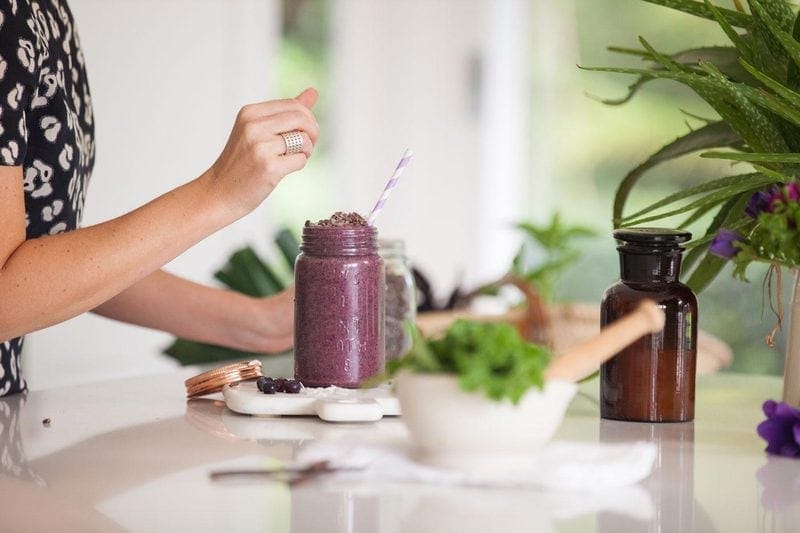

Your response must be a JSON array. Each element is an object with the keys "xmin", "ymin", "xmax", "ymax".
[{"xmin": 294, "ymin": 214, "xmax": 385, "ymax": 388}]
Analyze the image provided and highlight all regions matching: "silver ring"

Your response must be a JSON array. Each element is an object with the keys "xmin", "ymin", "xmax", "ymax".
[{"xmin": 280, "ymin": 130, "xmax": 304, "ymax": 155}]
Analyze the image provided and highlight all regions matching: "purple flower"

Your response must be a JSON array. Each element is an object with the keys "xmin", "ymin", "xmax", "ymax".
[
  {"xmin": 787, "ymin": 182, "xmax": 800, "ymax": 202},
  {"xmin": 757, "ymin": 400, "xmax": 800, "ymax": 458},
  {"xmin": 709, "ymin": 229, "xmax": 744, "ymax": 259},
  {"xmin": 767, "ymin": 183, "xmax": 800, "ymax": 211},
  {"xmin": 746, "ymin": 190, "xmax": 772, "ymax": 218}
]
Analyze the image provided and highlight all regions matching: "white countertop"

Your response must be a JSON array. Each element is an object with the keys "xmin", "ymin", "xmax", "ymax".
[{"xmin": 2, "ymin": 356, "xmax": 797, "ymax": 533}]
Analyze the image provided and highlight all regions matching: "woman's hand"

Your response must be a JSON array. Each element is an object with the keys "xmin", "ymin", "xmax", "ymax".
[
  {"xmin": 0, "ymin": 89, "xmax": 318, "ymax": 342},
  {"xmin": 251, "ymin": 286, "xmax": 295, "ymax": 353},
  {"xmin": 94, "ymin": 272, "xmax": 296, "ymax": 354},
  {"xmin": 204, "ymin": 88, "xmax": 319, "ymax": 220}
]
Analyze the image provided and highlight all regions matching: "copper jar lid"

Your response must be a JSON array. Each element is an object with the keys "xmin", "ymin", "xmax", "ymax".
[{"xmin": 184, "ymin": 360, "xmax": 263, "ymax": 398}]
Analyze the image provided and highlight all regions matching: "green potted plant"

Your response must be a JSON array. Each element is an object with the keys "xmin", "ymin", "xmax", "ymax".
[
  {"xmin": 587, "ymin": 0, "xmax": 800, "ymax": 404},
  {"xmin": 415, "ymin": 213, "xmax": 595, "ymax": 347}
]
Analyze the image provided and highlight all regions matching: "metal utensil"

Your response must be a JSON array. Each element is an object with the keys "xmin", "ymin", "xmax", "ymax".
[{"xmin": 209, "ymin": 460, "xmax": 362, "ymax": 487}]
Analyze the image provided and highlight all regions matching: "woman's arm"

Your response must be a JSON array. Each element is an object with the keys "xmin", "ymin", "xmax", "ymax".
[
  {"xmin": 0, "ymin": 89, "xmax": 318, "ymax": 342},
  {"xmin": 93, "ymin": 270, "xmax": 295, "ymax": 353}
]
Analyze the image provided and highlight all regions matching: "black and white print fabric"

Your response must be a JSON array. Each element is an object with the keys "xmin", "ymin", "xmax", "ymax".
[
  {"xmin": 0, "ymin": 392, "xmax": 45, "ymax": 484},
  {"xmin": 0, "ymin": 0, "xmax": 95, "ymax": 396}
]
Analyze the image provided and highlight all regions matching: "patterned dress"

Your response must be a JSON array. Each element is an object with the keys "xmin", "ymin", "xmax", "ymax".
[{"xmin": 0, "ymin": 0, "xmax": 95, "ymax": 396}]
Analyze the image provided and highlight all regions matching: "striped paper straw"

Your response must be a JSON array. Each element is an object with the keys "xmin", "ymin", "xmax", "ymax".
[{"xmin": 367, "ymin": 149, "xmax": 414, "ymax": 226}]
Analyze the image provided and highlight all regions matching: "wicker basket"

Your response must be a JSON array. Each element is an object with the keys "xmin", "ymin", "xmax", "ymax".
[{"xmin": 416, "ymin": 279, "xmax": 732, "ymax": 376}]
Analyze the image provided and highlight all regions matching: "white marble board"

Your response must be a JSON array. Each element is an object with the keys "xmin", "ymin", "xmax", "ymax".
[{"xmin": 223, "ymin": 381, "xmax": 401, "ymax": 422}]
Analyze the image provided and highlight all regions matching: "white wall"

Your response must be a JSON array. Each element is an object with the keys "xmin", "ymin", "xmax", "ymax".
[
  {"xmin": 23, "ymin": 0, "xmax": 544, "ymax": 390},
  {"xmin": 23, "ymin": 0, "xmax": 282, "ymax": 390},
  {"xmin": 330, "ymin": 0, "xmax": 538, "ymax": 298}
]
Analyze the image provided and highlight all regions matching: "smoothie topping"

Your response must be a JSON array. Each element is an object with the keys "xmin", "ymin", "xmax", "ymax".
[{"xmin": 305, "ymin": 211, "xmax": 368, "ymax": 228}]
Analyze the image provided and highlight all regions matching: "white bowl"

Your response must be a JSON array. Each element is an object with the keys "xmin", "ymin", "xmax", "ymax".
[{"xmin": 394, "ymin": 372, "xmax": 577, "ymax": 473}]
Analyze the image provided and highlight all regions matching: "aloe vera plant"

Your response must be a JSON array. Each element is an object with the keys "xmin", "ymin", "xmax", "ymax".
[
  {"xmin": 587, "ymin": 0, "xmax": 800, "ymax": 292},
  {"xmin": 162, "ymin": 229, "xmax": 300, "ymax": 365}
]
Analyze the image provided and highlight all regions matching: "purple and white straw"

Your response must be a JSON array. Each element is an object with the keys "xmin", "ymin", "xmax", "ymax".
[{"xmin": 367, "ymin": 149, "xmax": 414, "ymax": 226}]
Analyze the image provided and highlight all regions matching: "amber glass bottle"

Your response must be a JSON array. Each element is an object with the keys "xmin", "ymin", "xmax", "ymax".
[{"xmin": 601, "ymin": 228, "xmax": 698, "ymax": 422}]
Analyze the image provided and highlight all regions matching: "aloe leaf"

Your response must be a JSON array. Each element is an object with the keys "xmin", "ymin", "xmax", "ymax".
[
  {"xmin": 748, "ymin": 1, "xmax": 789, "ymax": 64},
  {"xmin": 607, "ymin": 46, "xmax": 652, "ymax": 58},
  {"xmin": 705, "ymin": 0, "xmax": 752, "ymax": 59},
  {"xmin": 585, "ymin": 65, "xmax": 800, "ymax": 127},
  {"xmin": 621, "ymin": 172, "xmax": 779, "ymax": 226},
  {"xmin": 739, "ymin": 83, "xmax": 800, "ymax": 127},
  {"xmin": 600, "ymin": 75, "xmax": 654, "ymax": 105},
  {"xmin": 686, "ymin": 252, "xmax": 728, "ymax": 292},
  {"xmin": 602, "ymin": 46, "xmax": 754, "ymax": 105},
  {"xmin": 701, "ymin": 150, "xmax": 800, "ymax": 163},
  {"xmin": 685, "ymin": 213, "xmax": 753, "ymax": 251},
  {"xmin": 620, "ymin": 172, "xmax": 763, "ymax": 222},
  {"xmin": 748, "ymin": 0, "xmax": 795, "ymax": 32},
  {"xmin": 699, "ymin": 61, "xmax": 790, "ymax": 153},
  {"xmin": 674, "ymin": 47, "xmax": 757, "ymax": 83},
  {"xmin": 275, "ymin": 228, "xmax": 300, "ymax": 272},
  {"xmin": 614, "ymin": 46, "xmax": 753, "ymax": 80},
  {"xmin": 676, "ymin": 47, "xmax": 758, "ymax": 83},
  {"xmin": 678, "ymin": 199, "xmax": 727, "ymax": 229},
  {"xmin": 748, "ymin": 0, "xmax": 800, "ymax": 71},
  {"xmin": 739, "ymin": 59, "xmax": 800, "ymax": 110},
  {"xmin": 641, "ymin": 0, "xmax": 752, "ymax": 28},
  {"xmin": 683, "ymin": 193, "xmax": 745, "ymax": 274},
  {"xmin": 752, "ymin": 162, "xmax": 793, "ymax": 182},
  {"xmin": 639, "ymin": 36, "xmax": 687, "ymax": 72},
  {"xmin": 685, "ymin": 193, "xmax": 752, "ymax": 291},
  {"xmin": 611, "ymin": 121, "xmax": 740, "ymax": 225},
  {"xmin": 787, "ymin": 11, "xmax": 800, "ymax": 90}
]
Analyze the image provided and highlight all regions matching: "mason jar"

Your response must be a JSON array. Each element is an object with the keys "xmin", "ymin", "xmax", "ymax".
[
  {"xmin": 294, "ymin": 225, "xmax": 385, "ymax": 388},
  {"xmin": 379, "ymin": 239, "xmax": 416, "ymax": 360}
]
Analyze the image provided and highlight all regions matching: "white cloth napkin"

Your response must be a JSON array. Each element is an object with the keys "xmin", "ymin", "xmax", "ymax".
[{"xmin": 294, "ymin": 439, "xmax": 657, "ymax": 492}]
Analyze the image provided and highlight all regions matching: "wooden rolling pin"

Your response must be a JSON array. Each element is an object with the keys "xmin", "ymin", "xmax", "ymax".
[{"xmin": 544, "ymin": 299, "xmax": 665, "ymax": 383}]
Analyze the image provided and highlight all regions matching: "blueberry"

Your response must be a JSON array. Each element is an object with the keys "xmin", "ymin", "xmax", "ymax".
[
  {"xmin": 262, "ymin": 381, "xmax": 278, "ymax": 394},
  {"xmin": 256, "ymin": 376, "xmax": 269, "ymax": 392},
  {"xmin": 275, "ymin": 378, "xmax": 288, "ymax": 392},
  {"xmin": 285, "ymin": 380, "xmax": 302, "ymax": 394}
]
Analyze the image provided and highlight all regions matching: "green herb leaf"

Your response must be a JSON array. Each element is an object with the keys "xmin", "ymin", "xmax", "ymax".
[
  {"xmin": 163, "ymin": 338, "xmax": 264, "ymax": 366},
  {"xmin": 511, "ymin": 214, "xmax": 593, "ymax": 300},
  {"xmin": 275, "ymin": 228, "xmax": 301, "ymax": 273},
  {"xmin": 390, "ymin": 320, "xmax": 552, "ymax": 405}
]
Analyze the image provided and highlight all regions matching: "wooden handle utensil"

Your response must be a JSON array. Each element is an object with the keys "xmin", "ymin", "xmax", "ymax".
[{"xmin": 544, "ymin": 299, "xmax": 665, "ymax": 383}]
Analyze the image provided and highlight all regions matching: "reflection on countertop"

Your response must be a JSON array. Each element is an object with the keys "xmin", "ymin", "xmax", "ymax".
[{"xmin": 0, "ymin": 369, "xmax": 797, "ymax": 532}]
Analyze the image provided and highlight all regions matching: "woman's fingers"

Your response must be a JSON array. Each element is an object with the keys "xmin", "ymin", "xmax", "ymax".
[
  {"xmin": 295, "ymin": 87, "xmax": 318, "ymax": 109},
  {"xmin": 264, "ymin": 152, "xmax": 309, "ymax": 177},
  {"xmin": 293, "ymin": 132, "xmax": 313, "ymax": 158},
  {"xmin": 249, "ymin": 127, "xmax": 314, "ymax": 158},
  {"xmin": 259, "ymin": 110, "xmax": 320, "ymax": 143},
  {"xmin": 206, "ymin": 90, "xmax": 320, "ymax": 219},
  {"xmin": 238, "ymin": 90, "xmax": 318, "ymax": 124},
  {"xmin": 269, "ymin": 132, "xmax": 313, "ymax": 159}
]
